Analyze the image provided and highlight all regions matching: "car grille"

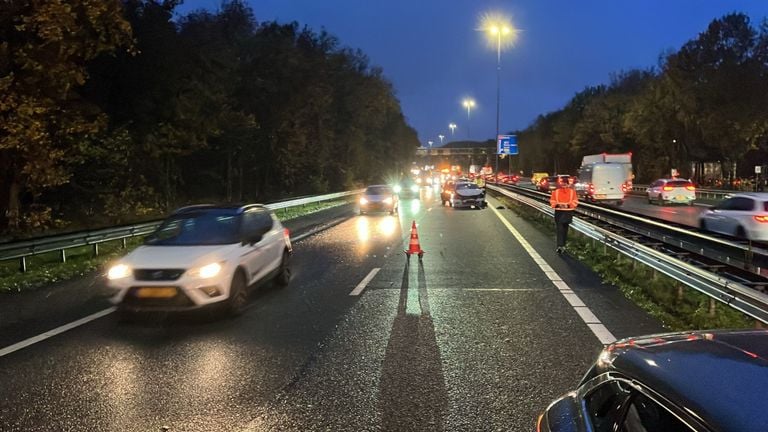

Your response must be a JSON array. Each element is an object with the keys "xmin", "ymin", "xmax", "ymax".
[{"xmin": 133, "ymin": 269, "xmax": 185, "ymax": 281}]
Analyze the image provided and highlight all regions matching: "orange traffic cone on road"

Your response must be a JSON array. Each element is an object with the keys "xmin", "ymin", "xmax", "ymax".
[{"xmin": 405, "ymin": 220, "xmax": 424, "ymax": 259}]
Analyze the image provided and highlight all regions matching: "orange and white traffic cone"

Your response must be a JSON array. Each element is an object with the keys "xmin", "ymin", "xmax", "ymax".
[{"xmin": 405, "ymin": 220, "xmax": 424, "ymax": 259}]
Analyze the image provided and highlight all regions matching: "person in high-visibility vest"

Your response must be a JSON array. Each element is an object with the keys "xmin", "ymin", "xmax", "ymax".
[
  {"xmin": 476, "ymin": 175, "xmax": 485, "ymax": 188},
  {"xmin": 549, "ymin": 176, "xmax": 578, "ymax": 253}
]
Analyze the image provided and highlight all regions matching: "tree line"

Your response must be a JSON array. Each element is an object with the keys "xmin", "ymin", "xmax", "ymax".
[
  {"xmin": 518, "ymin": 13, "xmax": 768, "ymax": 184},
  {"xmin": 0, "ymin": 0, "xmax": 419, "ymax": 235}
]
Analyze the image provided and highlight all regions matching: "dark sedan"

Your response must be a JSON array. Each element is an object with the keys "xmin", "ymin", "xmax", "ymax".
[{"xmin": 538, "ymin": 329, "xmax": 768, "ymax": 431}]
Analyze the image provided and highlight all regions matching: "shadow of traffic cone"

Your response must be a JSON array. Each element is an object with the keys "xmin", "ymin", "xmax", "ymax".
[{"xmin": 405, "ymin": 220, "xmax": 424, "ymax": 260}]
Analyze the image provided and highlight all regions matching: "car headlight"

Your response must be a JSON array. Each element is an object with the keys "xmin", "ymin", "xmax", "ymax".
[
  {"xmin": 393, "ymin": 185, "xmax": 402, "ymax": 193},
  {"xmin": 107, "ymin": 264, "xmax": 131, "ymax": 280},
  {"xmin": 410, "ymin": 185, "xmax": 419, "ymax": 193},
  {"xmin": 197, "ymin": 262, "xmax": 222, "ymax": 279},
  {"xmin": 383, "ymin": 197, "xmax": 393, "ymax": 204},
  {"xmin": 360, "ymin": 197, "xmax": 369, "ymax": 205},
  {"xmin": 416, "ymin": 178, "xmax": 422, "ymax": 184}
]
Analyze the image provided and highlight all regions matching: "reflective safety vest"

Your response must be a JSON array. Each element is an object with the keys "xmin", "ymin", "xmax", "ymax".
[{"xmin": 550, "ymin": 187, "xmax": 578, "ymax": 210}]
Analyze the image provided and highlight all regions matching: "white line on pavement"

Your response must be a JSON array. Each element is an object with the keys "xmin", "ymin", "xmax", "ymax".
[
  {"xmin": 349, "ymin": 268, "xmax": 381, "ymax": 296},
  {"xmin": 489, "ymin": 205, "xmax": 616, "ymax": 345},
  {"xmin": 0, "ymin": 307, "xmax": 117, "ymax": 359}
]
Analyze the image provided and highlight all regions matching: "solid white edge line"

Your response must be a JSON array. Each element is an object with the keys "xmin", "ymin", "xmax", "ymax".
[
  {"xmin": 0, "ymin": 306, "xmax": 117, "ymax": 358},
  {"xmin": 349, "ymin": 268, "xmax": 381, "ymax": 296},
  {"xmin": 489, "ymin": 203, "xmax": 617, "ymax": 345}
]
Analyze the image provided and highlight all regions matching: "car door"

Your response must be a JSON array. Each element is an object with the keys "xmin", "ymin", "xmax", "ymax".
[
  {"xmin": 722, "ymin": 197, "xmax": 755, "ymax": 236},
  {"xmin": 620, "ymin": 391, "xmax": 700, "ymax": 432},
  {"xmin": 648, "ymin": 180, "xmax": 661, "ymax": 199},
  {"xmin": 240, "ymin": 209, "xmax": 275, "ymax": 284},
  {"xmin": 705, "ymin": 198, "xmax": 733, "ymax": 233}
]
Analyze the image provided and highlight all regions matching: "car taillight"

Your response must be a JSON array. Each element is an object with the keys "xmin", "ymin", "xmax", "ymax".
[
  {"xmin": 621, "ymin": 183, "xmax": 627, "ymax": 193},
  {"xmin": 686, "ymin": 185, "xmax": 695, "ymax": 191},
  {"xmin": 588, "ymin": 183, "xmax": 595, "ymax": 193},
  {"xmin": 754, "ymin": 216, "xmax": 768, "ymax": 223},
  {"xmin": 662, "ymin": 186, "xmax": 674, "ymax": 191},
  {"xmin": 284, "ymin": 228, "xmax": 291, "ymax": 238}
]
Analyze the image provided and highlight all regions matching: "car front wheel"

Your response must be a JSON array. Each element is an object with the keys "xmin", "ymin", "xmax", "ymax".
[
  {"xmin": 275, "ymin": 250, "xmax": 291, "ymax": 287},
  {"xmin": 226, "ymin": 271, "xmax": 248, "ymax": 316}
]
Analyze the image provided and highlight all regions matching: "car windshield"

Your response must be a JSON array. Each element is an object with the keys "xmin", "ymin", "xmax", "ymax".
[
  {"xmin": 456, "ymin": 183, "xmax": 480, "ymax": 190},
  {"xmin": 145, "ymin": 210, "xmax": 241, "ymax": 246},
  {"xmin": 366, "ymin": 186, "xmax": 392, "ymax": 195}
]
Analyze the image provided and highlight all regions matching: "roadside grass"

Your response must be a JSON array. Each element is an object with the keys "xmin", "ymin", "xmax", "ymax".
[
  {"xmin": 0, "ymin": 199, "xmax": 350, "ymax": 294},
  {"xmin": 492, "ymin": 192, "xmax": 753, "ymax": 332}
]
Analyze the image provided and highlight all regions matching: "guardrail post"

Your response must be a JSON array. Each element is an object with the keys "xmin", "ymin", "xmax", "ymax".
[
  {"xmin": 19, "ymin": 256, "xmax": 27, "ymax": 273},
  {"xmin": 708, "ymin": 298, "xmax": 717, "ymax": 317},
  {"xmin": 60, "ymin": 249, "xmax": 66, "ymax": 263},
  {"xmin": 676, "ymin": 285, "xmax": 684, "ymax": 302},
  {"xmin": 121, "ymin": 238, "xmax": 127, "ymax": 249},
  {"xmin": 93, "ymin": 243, "xmax": 99, "ymax": 257}
]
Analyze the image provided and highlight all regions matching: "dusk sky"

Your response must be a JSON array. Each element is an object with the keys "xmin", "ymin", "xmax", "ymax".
[{"xmin": 179, "ymin": 1, "xmax": 768, "ymax": 145}]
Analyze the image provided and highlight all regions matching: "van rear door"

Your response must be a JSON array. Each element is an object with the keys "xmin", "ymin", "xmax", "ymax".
[{"xmin": 592, "ymin": 164, "xmax": 625, "ymax": 200}]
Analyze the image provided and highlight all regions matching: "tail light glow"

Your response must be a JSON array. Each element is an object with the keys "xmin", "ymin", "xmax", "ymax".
[
  {"xmin": 686, "ymin": 185, "xmax": 695, "ymax": 191},
  {"xmin": 662, "ymin": 186, "xmax": 674, "ymax": 191},
  {"xmin": 754, "ymin": 215, "xmax": 768, "ymax": 223}
]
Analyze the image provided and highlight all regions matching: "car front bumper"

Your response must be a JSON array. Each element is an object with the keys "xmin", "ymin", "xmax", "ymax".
[{"xmin": 451, "ymin": 196, "xmax": 485, "ymax": 207}]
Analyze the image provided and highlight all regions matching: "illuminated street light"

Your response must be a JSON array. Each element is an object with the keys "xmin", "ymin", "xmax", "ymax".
[
  {"xmin": 479, "ymin": 12, "xmax": 519, "ymax": 180},
  {"xmin": 449, "ymin": 123, "xmax": 457, "ymax": 136},
  {"xmin": 438, "ymin": 134, "xmax": 445, "ymax": 145},
  {"xmin": 462, "ymin": 99, "xmax": 476, "ymax": 139}
]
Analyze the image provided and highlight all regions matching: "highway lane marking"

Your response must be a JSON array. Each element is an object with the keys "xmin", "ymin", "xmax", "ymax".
[
  {"xmin": 489, "ymin": 205, "xmax": 616, "ymax": 345},
  {"xmin": 349, "ymin": 268, "xmax": 381, "ymax": 296},
  {"xmin": 466, "ymin": 288, "xmax": 541, "ymax": 292},
  {"xmin": 0, "ymin": 307, "xmax": 116, "ymax": 359}
]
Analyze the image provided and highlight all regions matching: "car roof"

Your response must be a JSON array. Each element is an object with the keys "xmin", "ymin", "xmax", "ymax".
[
  {"xmin": 729, "ymin": 192, "xmax": 768, "ymax": 199},
  {"xmin": 603, "ymin": 329, "xmax": 768, "ymax": 431},
  {"xmin": 171, "ymin": 203, "xmax": 266, "ymax": 215}
]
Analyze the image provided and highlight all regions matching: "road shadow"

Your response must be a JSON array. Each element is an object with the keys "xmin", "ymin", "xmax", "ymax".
[{"xmin": 379, "ymin": 260, "xmax": 448, "ymax": 431}]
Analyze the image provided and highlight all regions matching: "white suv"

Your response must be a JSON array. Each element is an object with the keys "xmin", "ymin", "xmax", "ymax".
[{"xmin": 107, "ymin": 204, "xmax": 292, "ymax": 316}]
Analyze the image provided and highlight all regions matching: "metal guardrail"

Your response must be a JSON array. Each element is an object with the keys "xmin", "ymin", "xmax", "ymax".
[
  {"xmin": 488, "ymin": 184, "xmax": 768, "ymax": 324},
  {"xmin": 0, "ymin": 190, "xmax": 362, "ymax": 272}
]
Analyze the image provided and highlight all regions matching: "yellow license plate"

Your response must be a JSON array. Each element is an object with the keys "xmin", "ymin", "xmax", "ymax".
[
  {"xmin": 136, "ymin": 287, "xmax": 177, "ymax": 298},
  {"xmin": 676, "ymin": 196, "xmax": 685, "ymax": 200},
  {"xmin": 595, "ymin": 194, "xmax": 606, "ymax": 198}
]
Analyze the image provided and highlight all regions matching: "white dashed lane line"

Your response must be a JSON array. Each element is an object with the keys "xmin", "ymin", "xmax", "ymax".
[
  {"xmin": 489, "ymin": 205, "xmax": 616, "ymax": 345},
  {"xmin": 349, "ymin": 268, "xmax": 381, "ymax": 296}
]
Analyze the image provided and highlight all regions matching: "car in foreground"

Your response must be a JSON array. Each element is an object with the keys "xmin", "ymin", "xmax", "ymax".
[
  {"xmin": 359, "ymin": 185, "xmax": 398, "ymax": 215},
  {"xmin": 698, "ymin": 192, "xmax": 768, "ymax": 240},
  {"xmin": 647, "ymin": 178, "xmax": 696, "ymax": 205},
  {"xmin": 538, "ymin": 329, "xmax": 768, "ymax": 432},
  {"xmin": 450, "ymin": 182, "xmax": 486, "ymax": 208},
  {"xmin": 107, "ymin": 204, "xmax": 292, "ymax": 316}
]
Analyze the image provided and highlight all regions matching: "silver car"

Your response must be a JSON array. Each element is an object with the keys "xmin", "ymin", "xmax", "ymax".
[{"xmin": 698, "ymin": 193, "xmax": 768, "ymax": 240}]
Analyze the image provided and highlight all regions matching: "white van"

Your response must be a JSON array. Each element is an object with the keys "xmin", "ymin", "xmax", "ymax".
[{"xmin": 576, "ymin": 163, "xmax": 627, "ymax": 205}]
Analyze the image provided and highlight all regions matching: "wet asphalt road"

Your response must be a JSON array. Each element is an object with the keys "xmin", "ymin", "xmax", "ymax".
[{"xmin": 0, "ymin": 186, "xmax": 664, "ymax": 431}]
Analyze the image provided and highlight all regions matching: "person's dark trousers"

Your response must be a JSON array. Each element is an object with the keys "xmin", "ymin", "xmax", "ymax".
[{"xmin": 554, "ymin": 210, "xmax": 573, "ymax": 248}]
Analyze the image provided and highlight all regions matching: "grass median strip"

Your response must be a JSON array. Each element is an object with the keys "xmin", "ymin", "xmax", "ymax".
[
  {"xmin": 0, "ymin": 199, "xmax": 350, "ymax": 294},
  {"xmin": 491, "ymin": 192, "xmax": 753, "ymax": 331}
]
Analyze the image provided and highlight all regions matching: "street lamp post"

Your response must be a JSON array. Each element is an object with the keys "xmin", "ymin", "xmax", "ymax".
[
  {"xmin": 462, "ymin": 99, "xmax": 475, "ymax": 139},
  {"xmin": 448, "ymin": 123, "xmax": 457, "ymax": 136},
  {"xmin": 438, "ymin": 134, "xmax": 445, "ymax": 145},
  {"xmin": 482, "ymin": 14, "xmax": 517, "ymax": 182}
]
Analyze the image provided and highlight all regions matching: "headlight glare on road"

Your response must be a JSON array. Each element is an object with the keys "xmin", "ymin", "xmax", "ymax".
[
  {"xmin": 107, "ymin": 264, "xmax": 131, "ymax": 280},
  {"xmin": 198, "ymin": 262, "xmax": 222, "ymax": 279},
  {"xmin": 393, "ymin": 185, "xmax": 402, "ymax": 193},
  {"xmin": 410, "ymin": 185, "xmax": 419, "ymax": 193},
  {"xmin": 360, "ymin": 197, "xmax": 369, "ymax": 205},
  {"xmin": 383, "ymin": 197, "xmax": 393, "ymax": 205}
]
